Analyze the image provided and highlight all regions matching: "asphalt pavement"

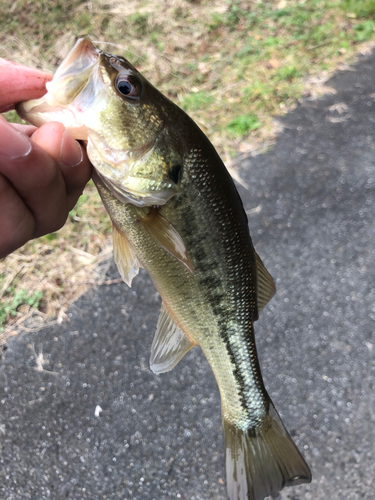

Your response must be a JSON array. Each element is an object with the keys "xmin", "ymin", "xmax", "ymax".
[{"xmin": 1, "ymin": 50, "xmax": 375, "ymax": 500}]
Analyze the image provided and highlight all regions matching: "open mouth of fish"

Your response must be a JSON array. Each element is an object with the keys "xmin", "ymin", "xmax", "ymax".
[
  {"xmin": 17, "ymin": 39, "xmax": 99, "ymax": 140},
  {"xmin": 17, "ymin": 38, "xmax": 179, "ymax": 207}
]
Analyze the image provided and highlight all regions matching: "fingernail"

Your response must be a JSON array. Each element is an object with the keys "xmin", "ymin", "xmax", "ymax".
[
  {"xmin": 60, "ymin": 129, "xmax": 83, "ymax": 167},
  {"xmin": 0, "ymin": 118, "xmax": 32, "ymax": 159}
]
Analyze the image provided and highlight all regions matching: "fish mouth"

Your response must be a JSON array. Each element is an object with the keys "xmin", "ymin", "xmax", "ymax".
[
  {"xmin": 16, "ymin": 38, "xmax": 100, "ymax": 139},
  {"xmin": 46, "ymin": 38, "xmax": 99, "ymax": 105},
  {"xmin": 17, "ymin": 38, "xmax": 180, "ymax": 207}
]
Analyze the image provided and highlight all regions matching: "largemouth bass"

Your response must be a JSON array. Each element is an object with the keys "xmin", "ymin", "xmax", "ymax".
[{"xmin": 17, "ymin": 38, "xmax": 311, "ymax": 500}]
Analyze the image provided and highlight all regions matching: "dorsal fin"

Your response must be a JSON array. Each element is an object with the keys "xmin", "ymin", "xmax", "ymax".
[
  {"xmin": 139, "ymin": 208, "xmax": 194, "ymax": 274},
  {"xmin": 112, "ymin": 223, "xmax": 140, "ymax": 287},
  {"xmin": 255, "ymin": 252, "xmax": 276, "ymax": 312},
  {"xmin": 150, "ymin": 303, "xmax": 196, "ymax": 374}
]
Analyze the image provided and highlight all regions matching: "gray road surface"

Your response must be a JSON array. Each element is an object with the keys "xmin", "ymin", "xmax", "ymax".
[{"xmin": 1, "ymin": 50, "xmax": 375, "ymax": 500}]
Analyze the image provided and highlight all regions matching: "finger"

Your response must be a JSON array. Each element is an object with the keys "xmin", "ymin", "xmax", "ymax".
[
  {"xmin": 0, "ymin": 117, "xmax": 68, "ymax": 237},
  {"xmin": 0, "ymin": 59, "xmax": 52, "ymax": 112},
  {"xmin": 0, "ymin": 172, "xmax": 34, "ymax": 258},
  {"xmin": 31, "ymin": 122, "xmax": 92, "ymax": 209},
  {"xmin": 10, "ymin": 123, "xmax": 38, "ymax": 137}
]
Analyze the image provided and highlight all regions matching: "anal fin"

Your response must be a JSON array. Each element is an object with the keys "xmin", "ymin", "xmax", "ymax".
[
  {"xmin": 112, "ymin": 223, "xmax": 140, "ymax": 287},
  {"xmin": 150, "ymin": 303, "xmax": 196, "ymax": 374}
]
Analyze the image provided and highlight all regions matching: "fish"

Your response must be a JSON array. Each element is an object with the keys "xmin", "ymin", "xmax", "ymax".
[{"xmin": 17, "ymin": 38, "xmax": 311, "ymax": 500}]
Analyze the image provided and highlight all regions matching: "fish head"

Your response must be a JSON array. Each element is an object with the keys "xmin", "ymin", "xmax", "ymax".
[{"xmin": 17, "ymin": 38, "xmax": 184, "ymax": 206}]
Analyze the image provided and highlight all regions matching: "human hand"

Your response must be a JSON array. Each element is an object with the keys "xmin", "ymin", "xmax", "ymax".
[{"xmin": 0, "ymin": 59, "xmax": 92, "ymax": 258}]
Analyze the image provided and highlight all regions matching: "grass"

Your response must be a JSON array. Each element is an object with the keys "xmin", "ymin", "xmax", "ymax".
[
  {"xmin": 1, "ymin": 0, "xmax": 375, "ymax": 338},
  {"xmin": 226, "ymin": 114, "xmax": 262, "ymax": 136},
  {"xmin": 0, "ymin": 179, "xmax": 113, "ymax": 338},
  {"xmin": 0, "ymin": 288, "xmax": 43, "ymax": 330}
]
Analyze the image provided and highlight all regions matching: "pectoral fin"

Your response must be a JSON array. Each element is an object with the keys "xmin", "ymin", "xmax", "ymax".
[
  {"xmin": 150, "ymin": 303, "xmax": 196, "ymax": 374},
  {"xmin": 112, "ymin": 223, "xmax": 140, "ymax": 287},
  {"xmin": 139, "ymin": 208, "xmax": 194, "ymax": 274},
  {"xmin": 255, "ymin": 252, "xmax": 276, "ymax": 312}
]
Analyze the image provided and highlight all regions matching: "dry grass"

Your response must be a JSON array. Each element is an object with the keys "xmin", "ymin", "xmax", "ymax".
[
  {"xmin": 0, "ymin": 182, "xmax": 113, "ymax": 343},
  {"xmin": 1, "ymin": 0, "xmax": 375, "ymax": 340},
  {"xmin": 1, "ymin": 241, "xmax": 113, "ymax": 336}
]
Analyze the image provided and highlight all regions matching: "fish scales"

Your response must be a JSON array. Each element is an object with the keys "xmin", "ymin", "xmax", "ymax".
[
  {"xmin": 96, "ymin": 122, "xmax": 266, "ymax": 429},
  {"xmin": 17, "ymin": 38, "xmax": 311, "ymax": 500}
]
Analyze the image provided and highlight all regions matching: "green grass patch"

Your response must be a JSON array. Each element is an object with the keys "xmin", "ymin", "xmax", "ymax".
[
  {"xmin": 353, "ymin": 20, "xmax": 375, "ymax": 41},
  {"xmin": 342, "ymin": 0, "xmax": 375, "ymax": 17},
  {"xmin": 180, "ymin": 92, "xmax": 215, "ymax": 112},
  {"xmin": 3, "ymin": 110, "xmax": 27, "ymax": 125},
  {"xmin": 0, "ymin": 289, "xmax": 43, "ymax": 331},
  {"xmin": 274, "ymin": 65, "xmax": 302, "ymax": 81},
  {"xmin": 226, "ymin": 114, "xmax": 261, "ymax": 136}
]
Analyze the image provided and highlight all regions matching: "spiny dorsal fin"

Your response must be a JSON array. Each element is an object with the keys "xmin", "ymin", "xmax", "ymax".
[
  {"xmin": 139, "ymin": 208, "xmax": 194, "ymax": 274},
  {"xmin": 150, "ymin": 303, "xmax": 196, "ymax": 374},
  {"xmin": 255, "ymin": 252, "xmax": 276, "ymax": 312},
  {"xmin": 112, "ymin": 223, "xmax": 140, "ymax": 287}
]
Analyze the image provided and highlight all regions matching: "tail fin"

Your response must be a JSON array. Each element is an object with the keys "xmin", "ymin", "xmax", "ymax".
[{"xmin": 223, "ymin": 404, "xmax": 311, "ymax": 500}]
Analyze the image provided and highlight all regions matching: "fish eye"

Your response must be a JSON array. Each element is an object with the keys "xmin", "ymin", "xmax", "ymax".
[{"xmin": 115, "ymin": 74, "xmax": 142, "ymax": 99}]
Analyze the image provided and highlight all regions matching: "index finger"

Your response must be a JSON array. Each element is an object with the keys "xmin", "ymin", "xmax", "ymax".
[{"xmin": 0, "ymin": 59, "xmax": 52, "ymax": 112}]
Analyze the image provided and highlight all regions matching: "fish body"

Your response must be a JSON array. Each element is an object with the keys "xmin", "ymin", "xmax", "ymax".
[{"xmin": 17, "ymin": 39, "xmax": 311, "ymax": 500}]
